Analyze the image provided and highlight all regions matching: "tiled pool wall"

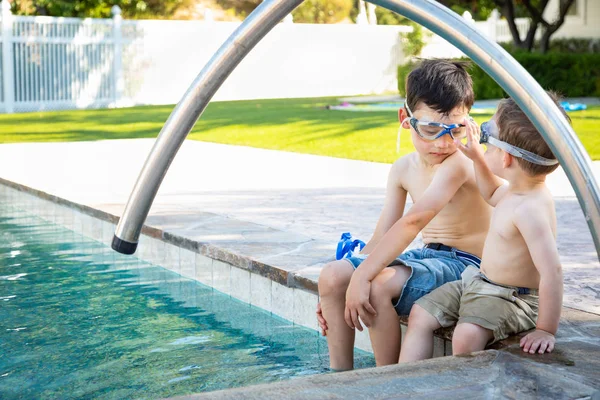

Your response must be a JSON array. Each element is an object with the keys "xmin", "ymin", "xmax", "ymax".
[{"xmin": 0, "ymin": 182, "xmax": 455, "ymax": 357}]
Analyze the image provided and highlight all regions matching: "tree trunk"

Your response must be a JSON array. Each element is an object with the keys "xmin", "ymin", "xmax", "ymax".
[
  {"xmin": 540, "ymin": 28, "xmax": 552, "ymax": 53},
  {"xmin": 538, "ymin": 0, "xmax": 576, "ymax": 53},
  {"xmin": 524, "ymin": 24, "xmax": 538, "ymax": 52},
  {"xmin": 498, "ymin": 2, "xmax": 526, "ymax": 49}
]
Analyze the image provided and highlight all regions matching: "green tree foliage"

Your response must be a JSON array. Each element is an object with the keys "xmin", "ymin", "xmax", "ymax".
[
  {"xmin": 217, "ymin": 0, "xmax": 353, "ymax": 23},
  {"xmin": 291, "ymin": 0, "xmax": 353, "ymax": 24},
  {"xmin": 214, "ymin": 0, "xmax": 261, "ymax": 19},
  {"xmin": 374, "ymin": 6, "xmax": 409, "ymax": 25},
  {"xmin": 10, "ymin": 0, "xmax": 196, "ymax": 19},
  {"xmin": 437, "ymin": 0, "xmax": 497, "ymax": 20}
]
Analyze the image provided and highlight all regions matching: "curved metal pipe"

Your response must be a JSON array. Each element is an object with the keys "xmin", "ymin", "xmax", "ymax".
[
  {"xmin": 111, "ymin": 0, "xmax": 304, "ymax": 254},
  {"xmin": 366, "ymin": 0, "xmax": 600, "ymax": 260},
  {"xmin": 114, "ymin": 0, "xmax": 599, "ymax": 261}
]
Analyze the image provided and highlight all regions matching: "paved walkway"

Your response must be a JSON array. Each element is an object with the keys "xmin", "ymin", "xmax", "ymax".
[{"xmin": 0, "ymin": 139, "xmax": 598, "ymax": 314}]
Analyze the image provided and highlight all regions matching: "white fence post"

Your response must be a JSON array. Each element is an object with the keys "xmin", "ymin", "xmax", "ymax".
[
  {"xmin": 488, "ymin": 9, "xmax": 499, "ymax": 42},
  {"xmin": 112, "ymin": 5, "xmax": 123, "ymax": 107},
  {"xmin": 1, "ymin": 0, "xmax": 14, "ymax": 113}
]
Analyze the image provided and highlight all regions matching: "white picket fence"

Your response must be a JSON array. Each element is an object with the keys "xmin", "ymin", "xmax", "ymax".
[
  {"xmin": 0, "ymin": 3, "xmax": 122, "ymax": 113},
  {"xmin": 0, "ymin": 1, "xmax": 594, "ymax": 114},
  {"xmin": 0, "ymin": 1, "xmax": 415, "ymax": 114}
]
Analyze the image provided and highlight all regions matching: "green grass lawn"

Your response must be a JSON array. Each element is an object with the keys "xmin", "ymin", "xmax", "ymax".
[{"xmin": 0, "ymin": 97, "xmax": 598, "ymax": 163}]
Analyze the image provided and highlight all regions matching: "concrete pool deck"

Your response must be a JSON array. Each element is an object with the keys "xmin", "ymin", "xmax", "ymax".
[{"xmin": 0, "ymin": 139, "xmax": 599, "ymax": 397}]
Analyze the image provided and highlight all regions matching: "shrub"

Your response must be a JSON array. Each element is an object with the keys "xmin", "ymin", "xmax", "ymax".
[
  {"xmin": 501, "ymin": 38, "xmax": 600, "ymax": 54},
  {"xmin": 397, "ymin": 62, "xmax": 412, "ymax": 97},
  {"xmin": 398, "ymin": 53, "xmax": 600, "ymax": 99}
]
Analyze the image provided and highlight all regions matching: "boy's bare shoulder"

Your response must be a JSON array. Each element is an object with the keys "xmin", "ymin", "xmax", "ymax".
[
  {"xmin": 442, "ymin": 150, "xmax": 472, "ymax": 169},
  {"xmin": 391, "ymin": 152, "xmax": 416, "ymax": 169},
  {"xmin": 389, "ymin": 153, "xmax": 416, "ymax": 183},
  {"xmin": 436, "ymin": 151, "xmax": 473, "ymax": 181},
  {"xmin": 513, "ymin": 188, "xmax": 555, "ymax": 223}
]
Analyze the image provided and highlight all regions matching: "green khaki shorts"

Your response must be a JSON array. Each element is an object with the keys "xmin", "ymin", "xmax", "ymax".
[{"xmin": 415, "ymin": 266, "xmax": 539, "ymax": 344}]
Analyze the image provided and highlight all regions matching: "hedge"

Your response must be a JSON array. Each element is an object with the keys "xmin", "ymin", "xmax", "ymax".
[{"xmin": 398, "ymin": 53, "xmax": 600, "ymax": 100}]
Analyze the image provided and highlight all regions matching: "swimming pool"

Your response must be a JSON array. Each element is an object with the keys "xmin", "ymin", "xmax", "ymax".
[{"xmin": 0, "ymin": 195, "xmax": 374, "ymax": 398}]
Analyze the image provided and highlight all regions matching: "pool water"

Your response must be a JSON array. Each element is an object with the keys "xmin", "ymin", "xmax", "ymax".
[{"xmin": 0, "ymin": 203, "xmax": 374, "ymax": 399}]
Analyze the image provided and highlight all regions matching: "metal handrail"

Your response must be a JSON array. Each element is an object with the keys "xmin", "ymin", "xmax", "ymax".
[{"xmin": 113, "ymin": 0, "xmax": 600, "ymax": 262}]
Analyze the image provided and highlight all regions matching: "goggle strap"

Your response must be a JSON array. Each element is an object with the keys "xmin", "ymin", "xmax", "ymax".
[{"xmin": 487, "ymin": 136, "xmax": 559, "ymax": 166}]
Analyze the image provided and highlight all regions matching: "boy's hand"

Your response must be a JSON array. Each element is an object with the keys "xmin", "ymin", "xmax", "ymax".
[
  {"xmin": 344, "ymin": 273, "xmax": 377, "ymax": 331},
  {"xmin": 455, "ymin": 117, "xmax": 484, "ymax": 162},
  {"xmin": 316, "ymin": 302, "xmax": 328, "ymax": 336},
  {"xmin": 520, "ymin": 329, "xmax": 556, "ymax": 354}
]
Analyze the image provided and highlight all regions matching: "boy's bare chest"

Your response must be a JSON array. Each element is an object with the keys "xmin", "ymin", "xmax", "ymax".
[
  {"xmin": 403, "ymin": 168, "xmax": 436, "ymax": 203},
  {"xmin": 490, "ymin": 202, "xmax": 519, "ymax": 240}
]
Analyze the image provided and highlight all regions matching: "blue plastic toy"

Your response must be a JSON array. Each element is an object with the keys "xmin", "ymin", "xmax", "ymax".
[
  {"xmin": 560, "ymin": 101, "xmax": 587, "ymax": 112},
  {"xmin": 336, "ymin": 232, "xmax": 366, "ymax": 260}
]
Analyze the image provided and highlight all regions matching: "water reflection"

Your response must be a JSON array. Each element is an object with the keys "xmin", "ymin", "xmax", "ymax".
[{"xmin": 0, "ymin": 202, "xmax": 374, "ymax": 399}]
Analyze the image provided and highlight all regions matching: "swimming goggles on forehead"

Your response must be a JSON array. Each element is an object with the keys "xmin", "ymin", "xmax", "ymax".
[
  {"xmin": 479, "ymin": 120, "xmax": 558, "ymax": 166},
  {"xmin": 404, "ymin": 103, "xmax": 466, "ymax": 141}
]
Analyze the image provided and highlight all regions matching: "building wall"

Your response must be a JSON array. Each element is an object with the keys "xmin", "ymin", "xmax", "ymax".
[{"xmin": 122, "ymin": 22, "xmax": 409, "ymax": 106}]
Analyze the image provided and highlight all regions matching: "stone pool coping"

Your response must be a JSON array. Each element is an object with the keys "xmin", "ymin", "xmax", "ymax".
[
  {"xmin": 0, "ymin": 177, "xmax": 318, "ymax": 293},
  {"xmin": 4, "ymin": 176, "xmax": 599, "ymax": 348},
  {"xmin": 3, "ymin": 176, "xmax": 600, "ymax": 399}
]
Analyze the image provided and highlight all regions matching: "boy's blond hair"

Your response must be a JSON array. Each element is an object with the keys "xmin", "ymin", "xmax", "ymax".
[{"xmin": 496, "ymin": 92, "xmax": 571, "ymax": 176}]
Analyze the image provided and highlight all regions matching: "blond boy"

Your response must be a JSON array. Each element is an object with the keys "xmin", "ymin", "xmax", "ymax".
[
  {"xmin": 399, "ymin": 94, "xmax": 566, "ymax": 361},
  {"xmin": 317, "ymin": 60, "xmax": 492, "ymax": 370}
]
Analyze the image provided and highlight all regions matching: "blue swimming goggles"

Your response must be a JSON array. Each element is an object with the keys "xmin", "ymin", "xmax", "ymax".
[
  {"xmin": 404, "ymin": 103, "xmax": 467, "ymax": 141},
  {"xmin": 336, "ymin": 232, "xmax": 365, "ymax": 260},
  {"xmin": 480, "ymin": 120, "xmax": 558, "ymax": 166}
]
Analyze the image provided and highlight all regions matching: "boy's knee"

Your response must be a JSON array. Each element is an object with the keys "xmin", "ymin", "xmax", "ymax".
[
  {"xmin": 370, "ymin": 267, "xmax": 409, "ymax": 307},
  {"xmin": 408, "ymin": 304, "xmax": 438, "ymax": 330},
  {"xmin": 452, "ymin": 323, "xmax": 490, "ymax": 353},
  {"xmin": 318, "ymin": 261, "xmax": 353, "ymax": 297},
  {"xmin": 370, "ymin": 268, "xmax": 396, "ymax": 305}
]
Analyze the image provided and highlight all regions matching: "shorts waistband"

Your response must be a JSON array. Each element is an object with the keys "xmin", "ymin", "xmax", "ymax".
[
  {"xmin": 479, "ymin": 273, "xmax": 539, "ymax": 296},
  {"xmin": 424, "ymin": 243, "xmax": 482, "ymax": 266}
]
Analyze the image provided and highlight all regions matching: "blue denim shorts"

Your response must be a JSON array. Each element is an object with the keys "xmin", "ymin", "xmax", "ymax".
[{"xmin": 344, "ymin": 245, "xmax": 481, "ymax": 315}]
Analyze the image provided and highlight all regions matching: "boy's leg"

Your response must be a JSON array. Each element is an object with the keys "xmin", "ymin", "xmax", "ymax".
[
  {"xmin": 451, "ymin": 323, "xmax": 494, "ymax": 355},
  {"xmin": 401, "ymin": 278, "xmax": 464, "ymax": 362},
  {"xmin": 368, "ymin": 265, "xmax": 412, "ymax": 366},
  {"xmin": 318, "ymin": 259, "xmax": 356, "ymax": 371},
  {"xmin": 398, "ymin": 304, "xmax": 442, "ymax": 362}
]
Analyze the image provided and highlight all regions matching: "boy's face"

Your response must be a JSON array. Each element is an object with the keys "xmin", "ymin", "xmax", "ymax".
[{"xmin": 399, "ymin": 103, "xmax": 469, "ymax": 165}]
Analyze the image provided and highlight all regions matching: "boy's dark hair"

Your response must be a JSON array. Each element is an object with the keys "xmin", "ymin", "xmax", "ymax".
[
  {"xmin": 405, "ymin": 59, "xmax": 474, "ymax": 115},
  {"xmin": 496, "ymin": 91, "xmax": 570, "ymax": 176}
]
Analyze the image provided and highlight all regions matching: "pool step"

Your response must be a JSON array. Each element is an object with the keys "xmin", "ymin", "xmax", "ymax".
[{"xmin": 172, "ymin": 341, "xmax": 600, "ymax": 399}]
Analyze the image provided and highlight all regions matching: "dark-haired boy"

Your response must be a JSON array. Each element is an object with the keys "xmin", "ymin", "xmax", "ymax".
[
  {"xmin": 317, "ymin": 59, "xmax": 492, "ymax": 369},
  {"xmin": 400, "ymin": 94, "xmax": 566, "ymax": 361}
]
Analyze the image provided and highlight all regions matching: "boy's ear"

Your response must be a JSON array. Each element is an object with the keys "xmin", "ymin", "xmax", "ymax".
[
  {"xmin": 502, "ymin": 152, "xmax": 513, "ymax": 169},
  {"xmin": 398, "ymin": 108, "xmax": 410, "ymax": 129}
]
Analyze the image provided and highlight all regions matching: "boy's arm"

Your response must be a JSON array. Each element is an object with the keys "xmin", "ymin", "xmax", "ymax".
[
  {"xmin": 471, "ymin": 157, "xmax": 508, "ymax": 207},
  {"xmin": 316, "ymin": 158, "xmax": 407, "ymax": 335},
  {"xmin": 344, "ymin": 153, "xmax": 469, "ymax": 330},
  {"xmin": 456, "ymin": 118, "xmax": 508, "ymax": 207},
  {"xmin": 514, "ymin": 203, "xmax": 563, "ymax": 354},
  {"xmin": 361, "ymin": 158, "xmax": 408, "ymax": 254}
]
